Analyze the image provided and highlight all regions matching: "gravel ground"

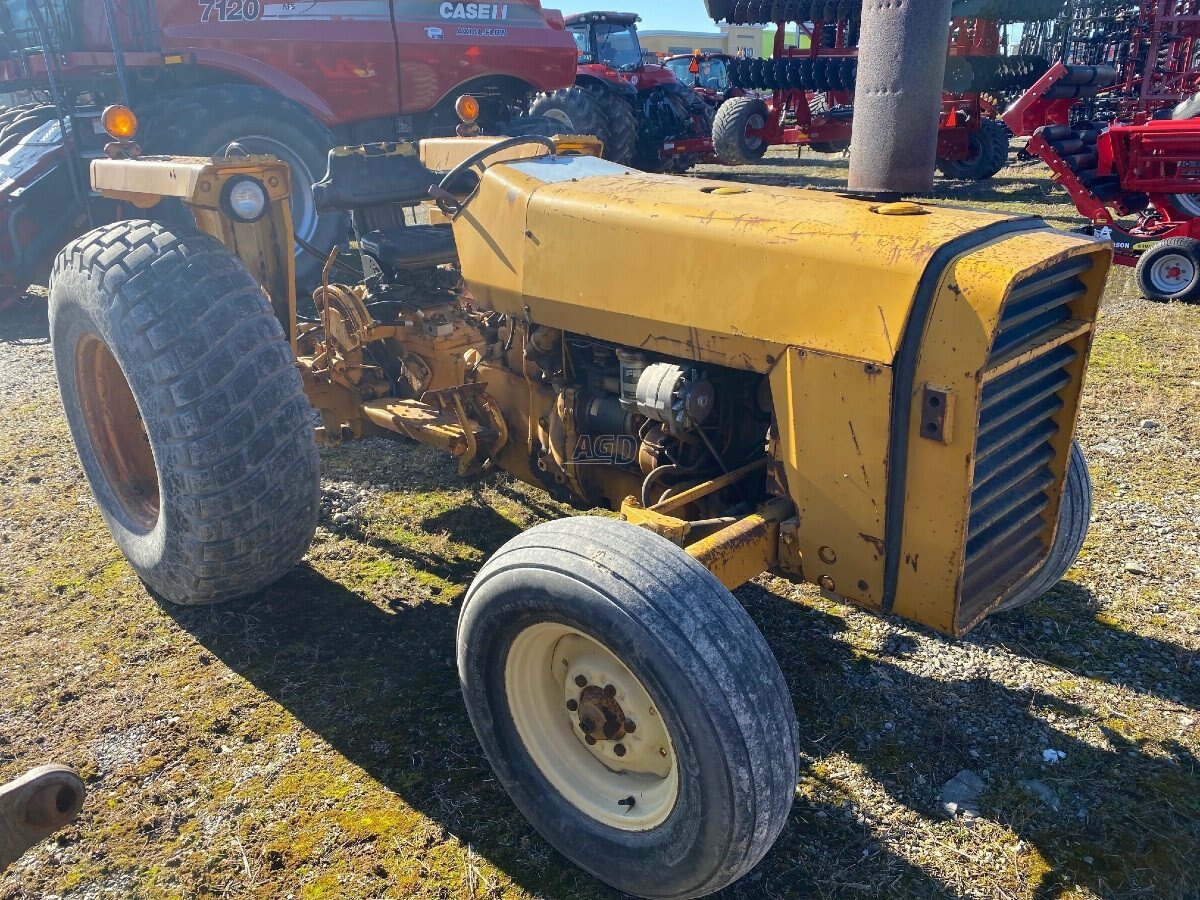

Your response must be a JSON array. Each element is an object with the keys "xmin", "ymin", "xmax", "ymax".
[{"xmin": 0, "ymin": 152, "xmax": 1197, "ymax": 899}]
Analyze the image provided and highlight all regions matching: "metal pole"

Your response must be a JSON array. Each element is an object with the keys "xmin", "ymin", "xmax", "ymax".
[
  {"xmin": 100, "ymin": 0, "xmax": 131, "ymax": 105},
  {"xmin": 847, "ymin": 0, "xmax": 954, "ymax": 195}
]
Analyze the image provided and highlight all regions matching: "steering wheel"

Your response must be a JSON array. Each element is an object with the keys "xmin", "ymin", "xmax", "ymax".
[{"xmin": 431, "ymin": 136, "xmax": 558, "ymax": 218}]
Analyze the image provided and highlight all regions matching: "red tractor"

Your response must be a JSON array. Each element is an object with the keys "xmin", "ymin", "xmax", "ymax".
[
  {"xmin": 530, "ymin": 12, "xmax": 713, "ymax": 172},
  {"xmin": 1005, "ymin": 0, "xmax": 1200, "ymax": 301},
  {"xmin": 703, "ymin": 1, "xmax": 1059, "ymax": 177},
  {"xmin": 0, "ymin": 0, "xmax": 577, "ymax": 301}
]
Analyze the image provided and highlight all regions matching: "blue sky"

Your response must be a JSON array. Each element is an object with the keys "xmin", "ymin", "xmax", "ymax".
[{"xmin": 552, "ymin": 0, "xmax": 722, "ymax": 33}]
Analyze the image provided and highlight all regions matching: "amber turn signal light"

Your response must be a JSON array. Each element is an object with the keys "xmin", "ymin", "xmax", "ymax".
[
  {"xmin": 101, "ymin": 105, "xmax": 138, "ymax": 140},
  {"xmin": 455, "ymin": 94, "xmax": 480, "ymax": 124}
]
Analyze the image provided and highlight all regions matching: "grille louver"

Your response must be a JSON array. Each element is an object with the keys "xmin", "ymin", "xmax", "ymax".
[{"xmin": 959, "ymin": 257, "xmax": 1091, "ymax": 621}]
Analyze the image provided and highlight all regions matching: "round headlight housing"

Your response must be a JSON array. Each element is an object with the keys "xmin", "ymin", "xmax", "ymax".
[{"xmin": 221, "ymin": 176, "xmax": 268, "ymax": 224}]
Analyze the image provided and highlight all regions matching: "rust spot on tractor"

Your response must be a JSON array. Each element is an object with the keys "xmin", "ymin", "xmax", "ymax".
[
  {"xmin": 848, "ymin": 421, "xmax": 862, "ymax": 454},
  {"xmin": 905, "ymin": 552, "xmax": 919, "ymax": 572},
  {"xmin": 859, "ymin": 533, "xmax": 885, "ymax": 559}
]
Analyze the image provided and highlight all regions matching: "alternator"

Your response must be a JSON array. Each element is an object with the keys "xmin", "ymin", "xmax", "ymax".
[{"xmin": 634, "ymin": 363, "xmax": 715, "ymax": 435}]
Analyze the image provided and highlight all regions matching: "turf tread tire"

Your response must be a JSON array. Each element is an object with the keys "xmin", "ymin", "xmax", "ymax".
[
  {"xmin": 712, "ymin": 96, "xmax": 770, "ymax": 166},
  {"xmin": 1135, "ymin": 236, "xmax": 1200, "ymax": 302},
  {"xmin": 50, "ymin": 220, "xmax": 320, "ymax": 605},
  {"xmin": 458, "ymin": 517, "xmax": 799, "ymax": 899}
]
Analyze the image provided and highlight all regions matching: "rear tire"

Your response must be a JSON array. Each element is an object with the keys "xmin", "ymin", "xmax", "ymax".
[
  {"xmin": 1135, "ymin": 237, "xmax": 1200, "ymax": 302},
  {"xmin": 937, "ymin": 117, "xmax": 1010, "ymax": 181},
  {"xmin": 583, "ymin": 86, "xmax": 638, "ymax": 165},
  {"xmin": 499, "ymin": 115, "xmax": 569, "ymax": 138},
  {"xmin": 458, "ymin": 517, "xmax": 799, "ymax": 899},
  {"xmin": 712, "ymin": 96, "xmax": 770, "ymax": 165},
  {"xmin": 529, "ymin": 87, "xmax": 607, "ymax": 145},
  {"xmin": 134, "ymin": 85, "xmax": 345, "ymax": 286},
  {"xmin": 992, "ymin": 441, "xmax": 1091, "ymax": 613},
  {"xmin": 50, "ymin": 220, "xmax": 320, "ymax": 604}
]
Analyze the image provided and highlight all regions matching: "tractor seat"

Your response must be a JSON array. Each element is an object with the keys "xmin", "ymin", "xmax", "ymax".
[{"xmin": 359, "ymin": 224, "xmax": 457, "ymax": 271}]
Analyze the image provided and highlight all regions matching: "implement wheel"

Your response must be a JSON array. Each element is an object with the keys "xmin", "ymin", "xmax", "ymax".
[
  {"xmin": 936, "ymin": 117, "xmax": 1010, "ymax": 181},
  {"xmin": 1135, "ymin": 237, "xmax": 1200, "ymax": 302},
  {"xmin": 712, "ymin": 96, "xmax": 770, "ymax": 165},
  {"xmin": 993, "ymin": 441, "xmax": 1092, "ymax": 614},
  {"xmin": 458, "ymin": 517, "xmax": 798, "ymax": 899},
  {"xmin": 50, "ymin": 220, "xmax": 319, "ymax": 604}
]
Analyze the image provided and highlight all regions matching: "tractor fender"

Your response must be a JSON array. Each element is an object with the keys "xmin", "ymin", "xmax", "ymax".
[{"xmin": 575, "ymin": 72, "xmax": 636, "ymax": 98}]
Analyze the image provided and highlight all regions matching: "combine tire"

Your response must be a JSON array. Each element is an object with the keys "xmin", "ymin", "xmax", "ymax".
[
  {"xmin": 583, "ymin": 86, "xmax": 637, "ymax": 165},
  {"xmin": 937, "ymin": 117, "xmax": 1010, "ymax": 181},
  {"xmin": 0, "ymin": 103, "xmax": 56, "ymax": 153},
  {"xmin": 712, "ymin": 96, "xmax": 770, "ymax": 165},
  {"xmin": 529, "ymin": 87, "xmax": 607, "ymax": 146},
  {"xmin": 50, "ymin": 220, "xmax": 320, "ymax": 605},
  {"xmin": 135, "ymin": 85, "xmax": 344, "ymax": 285},
  {"xmin": 459, "ymin": 517, "xmax": 799, "ymax": 899},
  {"xmin": 1135, "ymin": 237, "xmax": 1200, "ymax": 302},
  {"xmin": 993, "ymin": 441, "xmax": 1091, "ymax": 614}
]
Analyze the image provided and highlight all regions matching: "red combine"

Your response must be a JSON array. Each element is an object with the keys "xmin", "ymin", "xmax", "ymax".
[
  {"xmin": 1004, "ymin": 0, "xmax": 1200, "ymax": 301},
  {"xmin": 703, "ymin": 1, "xmax": 1061, "ymax": 177},
  {"xmin": 530, "ymin": 12, "xmax": 714, "ymax": 171},
  {"xmin": 0, "ymin": 0, "xmax": 577, "ymax": 302}
]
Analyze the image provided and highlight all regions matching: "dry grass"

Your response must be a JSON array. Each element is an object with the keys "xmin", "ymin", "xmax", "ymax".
[{"xmin": 0, "ymin": 151, "xmax": 1196, "ymax": 899}]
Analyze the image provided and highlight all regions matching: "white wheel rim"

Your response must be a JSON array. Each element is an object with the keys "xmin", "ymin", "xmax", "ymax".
[
  {"xmin": 542, "ymin": 109, "xmax": 576, "ymax": 130},
  {"xmin": 505, "ymin": 623, "xmax": 679, "ymax": 831},
  {"xmin": 745, "ymin": 112, "xmax": 766, "ymax": 150},
  {"xmin": 1150, "ymin": 252, "xmax": 1195, "ymax": 292}
]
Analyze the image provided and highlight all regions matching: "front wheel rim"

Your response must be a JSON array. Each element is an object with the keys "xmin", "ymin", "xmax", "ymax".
[
  {"xmin": 505, "ymin": 623, "xmax": 679, "ymax": 831},
  {"xmin": 1150, "ymin": 252, "xmax": 1195, "ymax": 292},
  {"xmin": 74, "ymin": 333, "xmax": 161, "ymax": 531}
]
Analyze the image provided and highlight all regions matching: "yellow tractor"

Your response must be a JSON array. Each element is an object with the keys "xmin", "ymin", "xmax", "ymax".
[{"xmin": 48, "ymin": 84, "xmax": 1108, "ymax": 897}]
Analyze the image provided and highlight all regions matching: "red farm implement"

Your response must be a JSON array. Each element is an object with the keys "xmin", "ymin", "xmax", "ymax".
[
  {"xmin": 701, "ymin": 0, "xmax": 1064, "ymax": 178},
  {"xmin": 1004, "ymin": 1, "xmax": 1200, "ymax": 300}
]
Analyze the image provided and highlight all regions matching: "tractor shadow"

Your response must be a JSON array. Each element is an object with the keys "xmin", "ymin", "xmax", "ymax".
[
  {"xmin": 162, "ymin": 484, "xmax": 1198, "ymax": 898},
  {"xmin": 737, "ymin": 580, "xmax": 1199, "ymax": 899},
  {"xmin": 0, "ymin": 294, "xmax": 49, "ymax": 344}
]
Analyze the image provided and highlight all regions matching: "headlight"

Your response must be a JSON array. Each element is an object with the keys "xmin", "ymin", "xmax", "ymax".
[{"xmin": 221, "ymin": 176, "xmax": 268, "ymax": 224}]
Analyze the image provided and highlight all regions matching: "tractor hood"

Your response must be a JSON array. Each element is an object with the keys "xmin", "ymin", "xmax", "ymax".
[{"xmin": 450, "ymin": 153, "xmax": 1086, "ymax": 371}]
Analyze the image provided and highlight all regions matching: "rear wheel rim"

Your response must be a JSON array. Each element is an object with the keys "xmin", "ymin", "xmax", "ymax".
[
  {"xmin": 74, "ymin": 334, "xmax": 160, "ymax": 531},
  {"xmin": 219, "ymin": 135, "xmax": 318, "ymax": 255},
  {"xmin": 505, "ymin": 622, "xmax": 679, "ymax": 831},
  {"xmin": 1150, "ymin": 252, "xmax": 1195, "ymax": 293}
]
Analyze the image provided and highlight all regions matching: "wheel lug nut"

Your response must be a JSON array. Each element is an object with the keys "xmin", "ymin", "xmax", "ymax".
[
  {"xmin": 574, "ymin": 675, "xmax": 588, "ymax": 687},
  {"xmin": 626, "ymin": 720, "xmax": 636, "ymax": 733},
  {"xmin": 658, "ymin": 747, "xmax": 668, "ymax": 758},
  {"xmin": 603, "ymin": 684, "xmax": 616, "ymax": 697},
  {"xmin": 585, "ymin": 735, "xmax": 597, "ymax": 745},
  {"xmin": 566, "ymin": 699, "xmax": 578, "ymax": 711},
  {"xmin": 614, "ymin": 744, "xmax": 626, "ymax": 757}
]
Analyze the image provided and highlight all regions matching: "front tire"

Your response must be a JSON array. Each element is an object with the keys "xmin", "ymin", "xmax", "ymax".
[
  {"xmin": 50, "ymin": 220, "xmax": 320, "ymax": 604},
  {"xmin": 458, "ymin": 517, "xmax": 799, "ymax": 899},
  {"xmin": 937, "ymin": 117, "xmax": 1010, "ymax": 181},
  {"xmin": 1135, "ymin": 236, "xmax": 1200, "ymax": 301},
  {"xmin": 992, "ymin": 441, "xmax": 1092, "ymax": 613}
]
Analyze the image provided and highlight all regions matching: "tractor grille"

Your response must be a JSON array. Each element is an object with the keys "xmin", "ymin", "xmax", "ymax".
[{"xmin": 959, "ymin": 257, "xmax": 1091, "ymax": 621}]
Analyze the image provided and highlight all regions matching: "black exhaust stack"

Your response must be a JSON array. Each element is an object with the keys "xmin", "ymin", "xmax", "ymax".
[{"xmin": 848, "ymin": 0, "xmax": 955, "ymax": 195}]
